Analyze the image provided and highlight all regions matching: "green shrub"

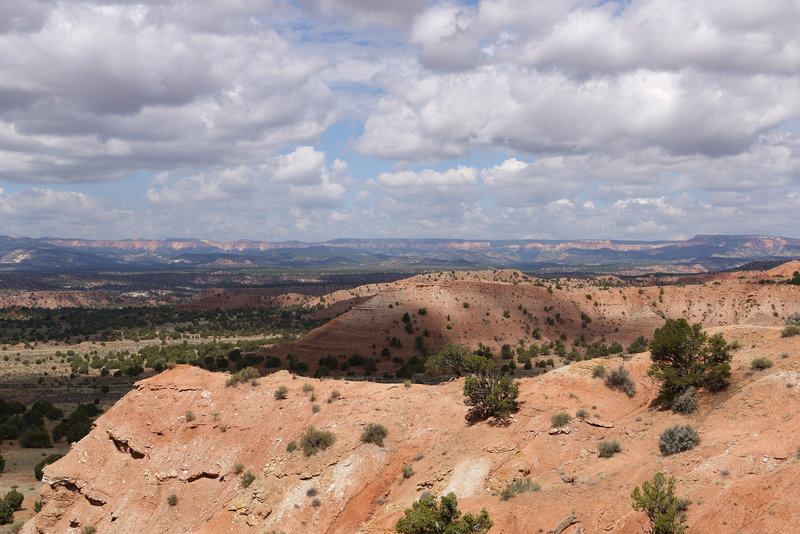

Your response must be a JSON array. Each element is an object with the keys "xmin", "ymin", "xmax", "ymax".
[
  {"xmin": 550, "ymin": 412, "xmax": 572, "ymax": 428},
  {"xmin": 225, "ymin": 366, "xmax": 260, "ymax": 386},
  {"xmin": 631, "ymin": 472, "xmax": 688, "ymax": 534},
  {"xmin": 35, "ymin": 453, "xmax": 64, "ymax": 480},
  {"xmin": 301, "ymin": 427, "xmax": 336, "ymax": 456},
  {"xmin": 360, "ymin": 423, "xmax": 388, "ymax": 447},
  {"xmin": 3, "ymin": 487, "xmax": 23, "ymax": 511},
  {"xmin": 649, "ymin": 319, "xmax": 731, "ymax": 403},
  {"xmin": 33, "ymin": 499, "xmax": 42, "ymax": 513},
  {"xmin": 605, "ymin": 365, "xmax": 636, "ymax": 397},
  {"xmin": 302, "ymin": 383, "xmax": 314, "ymax": 394},
  {"xmin": 274, "ymin": 385, "xmax": 289, "ymax": 400},
  {"xmin": 311, "ymin": 403, "xmax": 320, "ymax": 413},
  {"xmin": 402, "ymin": 465, "xmax": 415, "ymax": 479},
  {"xmin": 20, "ymin": 426, "xmax": 52, "ymax": 448},
  {"xmin": 659, "ymin": 425, "xmax": 700, "ymax": 456},
  {"xmin": 233, "ymin": 463, "xmax": 244, "ymax": 474},
  {"xmin": 9, "ymin": 519, "xmax": 23, "ymax": 533},
  {"xmin": 167, "ymin": 493, "xmax": 178, "ymax": 506},
  {"xmin": 81, "ymin": 526, "xmax": 97, "ymax": 534},
  {"xmin": 598, "ymin": 440, "xmax": 622, "ymax": 458},
  {"xmin": 627, "ymin": 336, "xmax": 649, "ymax": 354},
  {"xmin": 781, "ymin": 325, "xmax": 800, "ymax": 337},
  {"xmin": 671, "ymin": 387, "xmax": 697, "ymax": 415},
  {"xmin": 241, "ymin": 470, "xmax": 256, "ymax": 488},
  {"xmin": 787, "ymin": 312, "xmax": 800, "ymax": 326},
  {"xmin": 286, "ymin": 440, "xmax": 298, "ymax": 453},
  {"xmin": 463, "ymin": 365, "xmax": 520, "ymax": 422},
  {"xmin": 592, "ymin": 363, "xmax": 607, "ymax": 378},
  {"xmin": 425, "ymin": 343, "xmax": 473, "ymax": 377},
  {"xmin": 395, "ymin": 493, "xmax": 492, "ymax": 534},
  {"xmin": 500, "ymin": 478, "xmax": 540, "ymax": 500},
  {"xmin": 750, "ymin": 357, "xmax": 773, "ymax": 370},
  {"xmin": 0, "ymin": 500, "xmax": 13, "ymax": 525},
  {"xmin": 576, "ymin": 409, "xmax": 589, "ymax": 420},
  {"xmin": 185, "ymin": 410, "xmax": 195, "ymax": 422},
  {"xmin": 51, "ymin": 404, "xmax": 100, "ymax": 444}
]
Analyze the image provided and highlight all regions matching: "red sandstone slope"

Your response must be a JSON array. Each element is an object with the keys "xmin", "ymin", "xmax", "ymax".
[
  {"xmin": 269, "ymin": 269, "xmax": 800, "ymax": 370},
  {"xmin": 24, "ymin": 323, "xmax": 800, "ymax": 533}
]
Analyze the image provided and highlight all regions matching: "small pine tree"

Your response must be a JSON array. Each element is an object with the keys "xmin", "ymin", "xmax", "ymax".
[
  {"xmin": 649, "ymin": 319, "xmax": 731, "ymax": 403},
  {"xmin": 395, "ymin": 492, "xmax": 492, "ymax": 534},
  {"xmin": 631, "ymin": 472, "xmax": 688, "ymax": 534},
  {"xmin": 3, "ymin": 487, "xmax": 23, "ymax": 511},
  {"xmin": 462, "ymin": 355, "xmax": 519, "ymax": 422}
]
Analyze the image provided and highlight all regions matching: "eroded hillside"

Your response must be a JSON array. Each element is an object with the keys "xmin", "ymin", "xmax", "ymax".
[
  {"xmin": 268, "ymin": 267, "xmax": 800, "ymax": 375},
  {"xmin": 23, "ymin": 322, "xmax": 800, "ymax": 533}
]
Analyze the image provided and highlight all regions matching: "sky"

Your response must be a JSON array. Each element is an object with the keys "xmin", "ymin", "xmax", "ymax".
[{"xmin": 1, "ymin": 0, "xmax": 799, "ymax": 242}]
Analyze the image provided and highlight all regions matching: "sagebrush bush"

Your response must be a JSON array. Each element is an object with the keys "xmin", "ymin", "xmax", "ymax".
[
  {"xmin": 302, "ymin": 383, "xmax": 314, "ymax": 394},
  {"xmin": 659, "ymin": 425, "xmax": 700, "ymax": 456},
  {"xmin": 750, "ymin": 357, "xmax": 773, "ymax": 370},
  {"xmin": 671, "ymin": 387, "xmax": 697, "ymax": 415},
  {"xmin": 402, "ymin": 464, "xmax": 415, "ymax": 479},
  {"xmin": 225, "ymin": 366, "xmax": 259, "ymax": 386},
  {"xmin": 500, "ymin": 478, "xmax": 540, "ymax": 500},
  {"xmin": 598, "ymin": 440, "xmax": 622, "ymax": 458},
  {"xmin": 786, "ymin": 312, "xmax": 800, "ymax": 326},
  {"xmin": 274, "ymin": 385, "xmax": 289, "ymax": 399},
  {"xmin": 241, "ymin": 469, "xmax": 256, "ymax": 488},
  {"xmin": 167, "ymin": 493, "xmax": 178, "ymax": 506},
  {"xmin": 605, "ymin": 365, "xmax": 636, "ymax": 397},
  {"xmin": 576, "ymin": 408, "xmax": 589, "ymax": 420},
  {"xmin": 592, "ymin": 364, "xmax": 607, "ymax": 379},
  {"xmin": 782, "ymin": 325, "xmax": 800, "ymax": 337},
  {"xmin": 360, "ymin": 422, "xmax": 388, "ymax": 447},
  {"xmin": 550, "ymin": 411, "xmax": 572, "ymax": 428},
  {"xmin": 286, "ymin": 440, "xmax": 298, "ymax": 453},
  {"xmin": 301, "ymin": 426, "xmax": 336, "ymax": 456}
]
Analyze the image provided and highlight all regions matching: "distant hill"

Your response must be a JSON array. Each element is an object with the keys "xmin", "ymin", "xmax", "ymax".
[{"xmin": 0, "ymin": 234, "xmax": 798, "ymax": 273}]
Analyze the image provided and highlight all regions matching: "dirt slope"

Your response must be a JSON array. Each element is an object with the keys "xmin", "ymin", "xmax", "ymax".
[
  {"xmin": 23, "ymin": 323, "xmax": 800, "ymax": 533},
  {"xmin": 269, "ymin": 269, "xmax": 800, "ymax": 372}
]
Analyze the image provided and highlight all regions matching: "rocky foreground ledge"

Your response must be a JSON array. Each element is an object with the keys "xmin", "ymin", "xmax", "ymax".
[{"xmin": 23, "ymin": 328, "xmax": 800, "ymax": 533}]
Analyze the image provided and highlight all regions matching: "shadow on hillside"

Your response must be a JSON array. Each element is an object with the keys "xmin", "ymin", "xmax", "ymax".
[{"xmin": 465, "ymin": 401, "xmax": 525, "ymax": 427}]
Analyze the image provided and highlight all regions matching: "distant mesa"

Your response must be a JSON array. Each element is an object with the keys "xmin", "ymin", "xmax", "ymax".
[{"xmin": 0, "ymin": 234, "xmax": 799, "ymax": 273}]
